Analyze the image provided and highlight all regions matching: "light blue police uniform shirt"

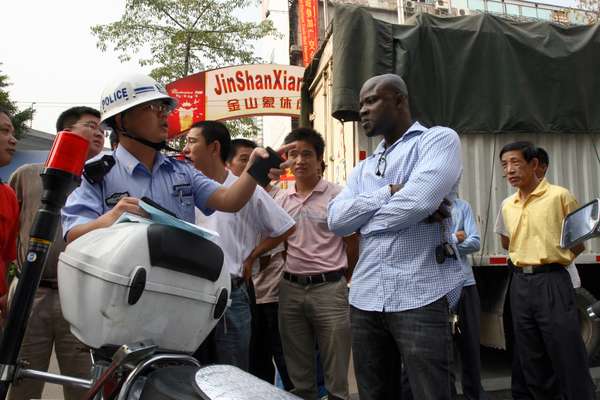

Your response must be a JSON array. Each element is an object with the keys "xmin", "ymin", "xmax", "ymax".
[
  {"xmin": 327, "ymin": 122, "xmax": 465, "ymax": 312},
  {"xmin": 62, "ymin": 145, "xmax": 221, "ymax": 237},
  {"xmin": 450, "ymin": 198, "xmax": 480, "ymax": 287}
]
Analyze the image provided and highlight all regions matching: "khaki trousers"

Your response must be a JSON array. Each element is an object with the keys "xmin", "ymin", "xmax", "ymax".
[
  {"xmin": 8, "ymin": 283, "xmax": 91, "ymax": 400},
  {"xmin": 279, "ymin": 277, "xmax": 351, "ymax": 400}
]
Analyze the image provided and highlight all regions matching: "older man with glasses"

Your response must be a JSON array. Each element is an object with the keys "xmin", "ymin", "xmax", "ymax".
[{"xmin": 328, "ymin": 74, "xmax": 464, "ymax": 400}]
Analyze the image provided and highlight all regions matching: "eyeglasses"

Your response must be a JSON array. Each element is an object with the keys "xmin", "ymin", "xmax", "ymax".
[
  {"xmin": 73, "ymin": 121, "xmax": 103, "ymax": 132},
  {"xmin": 140, "ymin": 102, "xmax": 170, "ymax": 115},
  {"xmin": 375, "ymin": 153, "xmax": 387, "ymax": 177}
]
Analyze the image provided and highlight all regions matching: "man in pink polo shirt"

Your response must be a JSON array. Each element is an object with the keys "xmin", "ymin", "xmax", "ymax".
[{"xmin": 276, "ymin": 127, "xmax": 359, "ymax": 400}]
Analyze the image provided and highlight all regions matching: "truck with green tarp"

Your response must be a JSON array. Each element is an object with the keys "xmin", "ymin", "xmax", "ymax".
[{"xmin": 300, "ymin": 5, "xmax": 600, "ymax": 359}]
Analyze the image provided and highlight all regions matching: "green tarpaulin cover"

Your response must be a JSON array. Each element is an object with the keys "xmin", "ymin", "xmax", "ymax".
[{"xmin": 301, "ymin": 6, "xmax": 600, "ymax": 134}]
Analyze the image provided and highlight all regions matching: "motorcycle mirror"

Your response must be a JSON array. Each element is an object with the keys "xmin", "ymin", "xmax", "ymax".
[{"xmin": 561, "ymin": 198, "xmax": 600, "ymax": 249}]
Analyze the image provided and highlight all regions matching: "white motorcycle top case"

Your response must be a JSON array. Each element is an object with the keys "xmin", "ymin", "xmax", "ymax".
[{"xmin": 58, "ymin": 218, "xmax": 230, "ymax": 353}]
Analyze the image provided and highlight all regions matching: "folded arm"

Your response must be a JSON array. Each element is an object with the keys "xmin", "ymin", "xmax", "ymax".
[
  {"xmin": 454, "ymin": 203, "xmax": 481, "ymax": 256},
  {"xmin": 361, "ymin": 128, "xmax": 462, "ymax": 236},
  {"xmin": 327, "ymin": 164, "xmax": 392, "ymax": 236}
]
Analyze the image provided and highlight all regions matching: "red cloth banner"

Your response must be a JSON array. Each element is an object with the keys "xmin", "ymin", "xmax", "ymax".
[
  {"xmin": 166, "ymin": 72, "xmax": 206, "ymax": 138},
  {"xmin": 299, "ymin": 0, "xmax": 319, "ymax": 66}
]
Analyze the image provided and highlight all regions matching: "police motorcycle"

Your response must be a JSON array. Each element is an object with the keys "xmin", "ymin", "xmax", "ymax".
[
  {"xmin": 0, "ymin": 132, "xmax": 299, "ymax": 399},
  {"xmin": 561, "ymin": 199, "xmax": 600, "ymax": 322}
]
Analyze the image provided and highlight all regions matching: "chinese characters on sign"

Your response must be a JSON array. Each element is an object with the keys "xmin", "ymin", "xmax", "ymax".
[
  {"xmin": 226, "ymin": 97, "xmax": 302, "ymax": 112},
  {"xmin": 166, "ymin": 64, "xmax": 305, "ymax": 138},
  {"xmin": 299, "ymin": 0, "xmax": 319, "ymax": 66},
  {"xmin": 205, "ymin": 64, "xmax": 305, "ymax": 121}
]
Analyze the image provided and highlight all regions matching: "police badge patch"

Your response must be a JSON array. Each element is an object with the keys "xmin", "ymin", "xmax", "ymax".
[{"xmin": 105, "ymin": 192, "xmax": 129, "ymax": 207}]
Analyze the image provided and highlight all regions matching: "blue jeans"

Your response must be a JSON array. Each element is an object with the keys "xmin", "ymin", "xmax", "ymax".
[
  {"xmin": 351, "ymin": 297, "xmax": 453, "ymax": 400},
  {"xmin": 213, "ymin": 284, "xmax": 252, "ymax": 371}
]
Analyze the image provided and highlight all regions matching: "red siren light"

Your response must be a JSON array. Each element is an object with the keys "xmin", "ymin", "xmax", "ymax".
[{"xmin": 45, "ymin": 131, "xmax": 90, "ymax": 176}]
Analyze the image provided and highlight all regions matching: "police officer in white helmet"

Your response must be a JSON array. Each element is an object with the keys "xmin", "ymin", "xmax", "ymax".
[{"xmin": 61, "ymin": 73, "xmax": 293, "ymax": 243}]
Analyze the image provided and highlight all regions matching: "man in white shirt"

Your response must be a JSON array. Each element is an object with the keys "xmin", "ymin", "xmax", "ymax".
[
  {"xmin": 227, "ymin": 138, "xmax": 257, "ymax": 177},
  {"xmin": 182, "ymin": 121, "xmax": 295, "ymax": 371},
  {"xmin": 224, "ymin": 138, "xmax": 294, "ymax": 388}
]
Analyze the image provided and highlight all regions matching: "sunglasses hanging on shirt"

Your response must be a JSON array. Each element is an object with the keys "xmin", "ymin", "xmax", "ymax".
[{"xmin": 375, "ymin": 152, "xmax": 387, "ymax": 177}]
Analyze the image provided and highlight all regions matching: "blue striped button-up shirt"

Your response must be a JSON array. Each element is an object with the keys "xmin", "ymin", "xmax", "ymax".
[
  {"xmin": 328, "ymin": 122, "xmax": 465, "ymax": 312},
  {"xmin": 62, "ymin": 145, "xmax": 221, "ymax": 238},
  {"xmin": 450, "ymin": 198, "xmax": 480, "ymax": 287}
]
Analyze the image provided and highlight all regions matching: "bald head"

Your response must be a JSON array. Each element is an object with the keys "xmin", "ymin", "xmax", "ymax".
[
  {"xmin": 360, "ymin": 74, "xmax": 408, "ymax": 98},
  {"xmin": 359, "ymin": 74, "xmax": 411, "ymax": 141}
]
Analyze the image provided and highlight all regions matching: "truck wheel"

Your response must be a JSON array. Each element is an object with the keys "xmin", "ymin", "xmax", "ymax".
[{"xmin": 575, "ymin": 287, "xmax": 600, "ymax": 362}]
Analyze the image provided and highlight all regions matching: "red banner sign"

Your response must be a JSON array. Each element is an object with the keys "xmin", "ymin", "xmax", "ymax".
[
  {"xmin": 166, "ymin": 73, "xmax": 206, "ymax": 136},
  {"xmin": 166, "ymin": 64, "xmax": 305, "ymax": 138},
  {"xmin": 299, "ymin": 0, "xmax": 319, "ymax": 66}
]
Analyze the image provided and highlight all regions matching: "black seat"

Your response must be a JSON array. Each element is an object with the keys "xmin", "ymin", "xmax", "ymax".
[{"xmin": 147, "ymin": 224, "xmax": 224, "ymax": 282}]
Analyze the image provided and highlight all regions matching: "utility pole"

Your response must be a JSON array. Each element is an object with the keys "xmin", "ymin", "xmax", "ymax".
[{"xmin": 30, "ymin": 102, "xmax": 35, "ymax": 128}]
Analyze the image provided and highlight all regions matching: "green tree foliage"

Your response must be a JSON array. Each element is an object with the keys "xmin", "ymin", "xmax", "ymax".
[
  {"xmin": 91, "ymin": 0, "xmax": 272, "ymax": 140},
  {"xmin": 91, "ymin": 0, "xmax": 275, "ymax": 82},
  {"xmin": 225, "ymin": 117, "xmax": 260, "ymax": 138},
  {"xmin": 0, "ymin": 67, "xmax": 34, "ymax": 139}
]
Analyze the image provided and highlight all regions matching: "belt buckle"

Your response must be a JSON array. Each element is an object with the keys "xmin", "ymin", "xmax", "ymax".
[{"xmin": 523, "ymin": 266, "xmax": 534, "ymax": 274}]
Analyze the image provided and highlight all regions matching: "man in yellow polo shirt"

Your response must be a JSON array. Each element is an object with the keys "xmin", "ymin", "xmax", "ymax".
[{"xmin": 500, "ymin": 141, "xmax": 594, "ymax": 400}]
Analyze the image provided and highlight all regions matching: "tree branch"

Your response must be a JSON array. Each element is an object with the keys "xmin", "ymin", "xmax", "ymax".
[
  {"xmin": 154, "ymin": 4, "xmax": 187, "ymax": 30},
  {"xmin": 191, "ymin": 4, "xmax": 211, "ymax": 29}
]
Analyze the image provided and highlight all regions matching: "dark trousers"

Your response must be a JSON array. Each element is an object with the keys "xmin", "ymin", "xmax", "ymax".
[
  {"xmin": 456, "ymin": 285, "xmax": 488, "ymax": 400},
  {"xmin": 351, "ymin": 297, "xmax": 453, "ymax": 400},
  {"xmin": 510, "ymin": 267, "xmax": 595, "ymax": 400},
  {"xmin": 193, "ymin": 284, "xmax": 251, "ymax": 370},
  {"xmin": 508, "ymin": 269, "xmax": 555, "ymax": 400},
  {"xmin": 401, "ymin": 286, "xmax": 487, "ymax": 400},
  {"xmin": 511, "ymin": 333, "xmax": 559, "ymax": 400},
  {"xmin": 250, "ymin": 302, "xmax": 294, "ymax": 390}
]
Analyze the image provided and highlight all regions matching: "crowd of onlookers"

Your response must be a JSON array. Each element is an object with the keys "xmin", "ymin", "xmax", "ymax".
[{"xmin": 0, "ymin": 71, "xmax": 595, "ymax": 400}]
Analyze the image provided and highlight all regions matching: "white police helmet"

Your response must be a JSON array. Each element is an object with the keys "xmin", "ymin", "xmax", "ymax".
[{"xmin": 99, "ymin": 73, "xmax": 178, "ymax": 122}]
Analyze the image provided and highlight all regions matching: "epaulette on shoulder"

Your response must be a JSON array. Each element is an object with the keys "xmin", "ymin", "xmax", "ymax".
[{"xmin": 83, "ymin": 154, "xmax": 115, "ymax": 184}]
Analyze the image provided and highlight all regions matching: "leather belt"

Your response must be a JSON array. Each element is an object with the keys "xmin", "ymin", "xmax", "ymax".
[
  {"xmin": 39, "ymin": 279, "xmax": 59, "ymax": 290},
  {"xmin": 283, "ymin": 270, "xmax": 344, "ymax": 286},
  {"xmin": 512, "ymin": 263, "xmax": 564, "ymax": 274}
]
